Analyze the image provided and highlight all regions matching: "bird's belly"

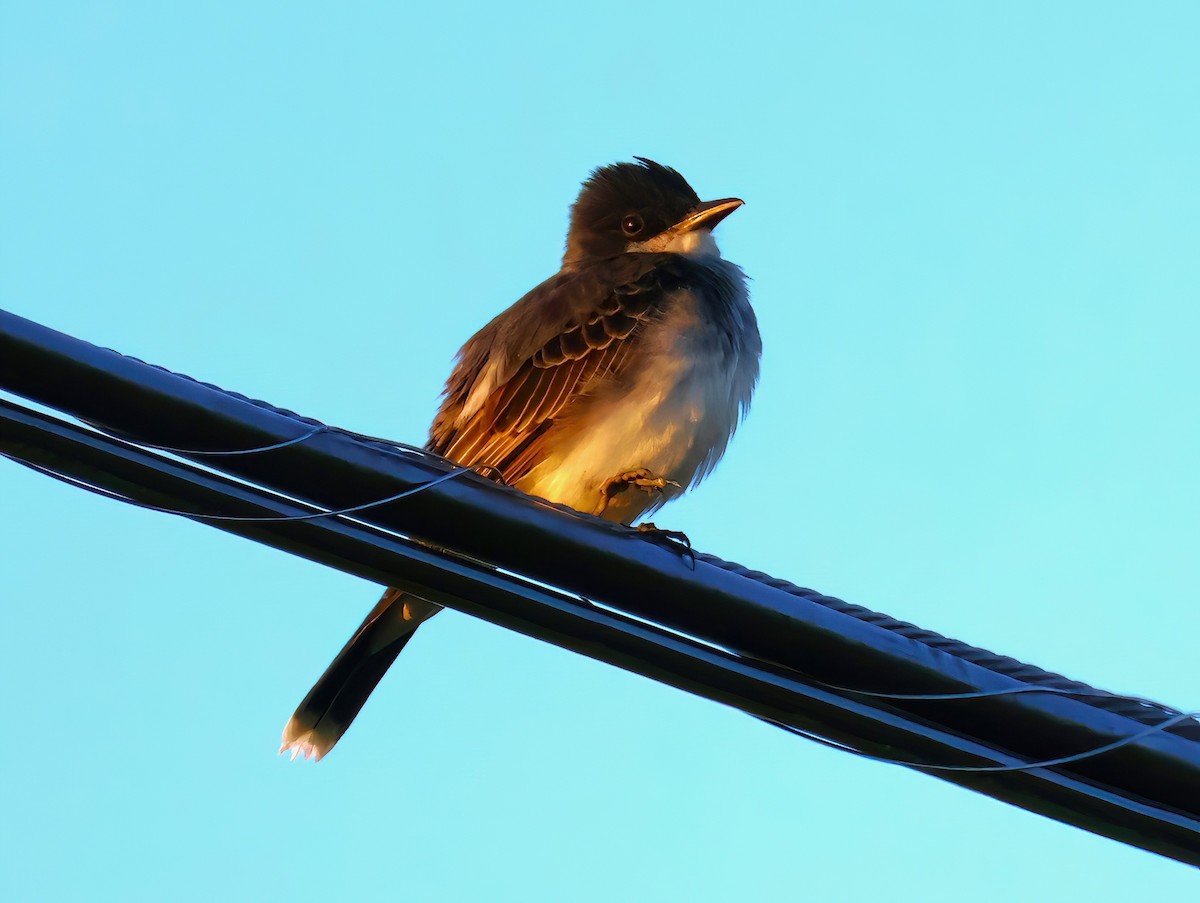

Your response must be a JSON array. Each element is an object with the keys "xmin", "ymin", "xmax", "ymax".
[{"xmin": 515, "ymin": 346, "xmax": 743, "ymax": 523}]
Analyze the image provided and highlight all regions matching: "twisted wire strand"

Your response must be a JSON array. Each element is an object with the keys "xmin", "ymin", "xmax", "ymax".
[
  {"xmin": 82, "ymin": 423, "xmax": 327, "ymax": 455},
  {"xmin": 804, "ymin": 677, "xmax": 1187, "ymax": 713},
  {"xmin": 758, "ymin": 710, "xmax": 1200, "ymax": 773},
  {"xmin": 694, "ymin": 553, "xmax": 1199, "ymax": 741},
  {"xmin": 2, "ymin": 452, "xmax": 476, "ymax": 523}
]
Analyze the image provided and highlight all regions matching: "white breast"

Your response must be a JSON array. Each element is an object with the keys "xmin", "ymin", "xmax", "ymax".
[{"xmin": 517, "ymin": 258, "xmax": 759, "ymax": 522}]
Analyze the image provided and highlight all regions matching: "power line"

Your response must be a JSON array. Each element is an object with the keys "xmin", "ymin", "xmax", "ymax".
[{"xmin": 2, "ymin": 307, "xmax": 1198, "ymax": 866}]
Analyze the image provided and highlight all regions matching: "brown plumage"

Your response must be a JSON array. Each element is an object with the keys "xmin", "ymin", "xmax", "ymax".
[{"xmin": 281, "ymin": 160, "xmax": 758, "ymax": 760}]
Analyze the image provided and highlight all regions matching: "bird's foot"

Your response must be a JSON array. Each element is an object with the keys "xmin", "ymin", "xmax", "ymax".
[
  {"xmin": 593, "ymin": 468, "xmax": 680, "ymax": 516},
  {"xmin": 636, "ymin": 522, "xmax": 695, "ymax": 569}
]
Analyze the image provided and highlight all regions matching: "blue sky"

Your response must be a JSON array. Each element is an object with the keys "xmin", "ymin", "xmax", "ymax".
[{"xmin": 2, "ymin": 2, "xmax": 1198, "ymax": 899}]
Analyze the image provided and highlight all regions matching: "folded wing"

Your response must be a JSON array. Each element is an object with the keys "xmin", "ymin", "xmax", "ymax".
[{"xmin": 428, "ymin": 255, "xmax": 675, "ymax": 483}]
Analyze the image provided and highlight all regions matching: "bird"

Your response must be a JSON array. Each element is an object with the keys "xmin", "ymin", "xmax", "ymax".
[{"xmin": 281, "ymin": 158, "xmax": 761, "ymax": 760}]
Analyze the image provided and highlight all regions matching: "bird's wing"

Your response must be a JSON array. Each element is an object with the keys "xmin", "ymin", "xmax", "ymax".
[{"xmin": 427, "ymin": 254, "xmax": 676, "ymax": 483}]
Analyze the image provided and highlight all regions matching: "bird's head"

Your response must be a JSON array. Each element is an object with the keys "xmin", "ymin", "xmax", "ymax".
[{"xmin": 563, "ymin": 158, "xmax": 743, "ymax": 266}]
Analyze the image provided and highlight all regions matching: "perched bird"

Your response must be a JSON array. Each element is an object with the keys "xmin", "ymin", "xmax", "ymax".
[{"xmin": 281, "ymin": 158, "xmax": 761, "ymax": 760}]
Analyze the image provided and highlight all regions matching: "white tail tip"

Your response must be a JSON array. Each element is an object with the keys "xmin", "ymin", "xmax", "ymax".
[{"xmin": 279, "ymin": 716, "xmax": 333, "ymax": 762}]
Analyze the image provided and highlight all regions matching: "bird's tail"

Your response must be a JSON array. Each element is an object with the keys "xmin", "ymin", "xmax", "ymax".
[{"xmin": 280, "ymin": 588, "xmax": 440, "ymax": 761}]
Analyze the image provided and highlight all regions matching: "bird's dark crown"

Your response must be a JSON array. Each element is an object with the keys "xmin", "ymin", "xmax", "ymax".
[{"xmin": 564, "ymin": 158, "xmax": 702, "ymax": 264}]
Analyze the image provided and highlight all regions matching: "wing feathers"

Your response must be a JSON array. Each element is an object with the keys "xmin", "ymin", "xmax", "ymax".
[{"xmin": 429, "ymin": 255, "xmax": 677, "ymax": 483}]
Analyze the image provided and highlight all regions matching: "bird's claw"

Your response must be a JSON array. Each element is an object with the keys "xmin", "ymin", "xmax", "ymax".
[
  {"xmin": 593, "ymin": 468, "xmax": 679, "ymax": 516},
  {"xmin": 636, "ymin": 522, "xmax": 696, "ymax": 569}
]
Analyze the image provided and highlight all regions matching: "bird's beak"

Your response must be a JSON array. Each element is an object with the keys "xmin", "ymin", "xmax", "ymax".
[
  {"xmin": 674, "ymin": 197, "xmax": 744, "ymax": 233},
  {"xmin": 631, "ymin": 197, "xmax": 744, "ymax": 254}
]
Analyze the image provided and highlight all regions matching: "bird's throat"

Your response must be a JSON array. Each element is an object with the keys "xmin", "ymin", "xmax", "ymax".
[{"xmin": 630, "ymin": 228, "xmax": 722, "ymax": 258}]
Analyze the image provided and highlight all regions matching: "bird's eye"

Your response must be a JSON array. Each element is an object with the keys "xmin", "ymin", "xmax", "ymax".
[{"xmin": 621, "ymin": 213, "xmax": 644, "ymax": 236}]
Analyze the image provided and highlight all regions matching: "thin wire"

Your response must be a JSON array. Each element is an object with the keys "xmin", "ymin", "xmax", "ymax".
[
  {"xmin": 803, "ymin": 676, "xmax": 1188, "ymax": 715},
  {"xmin": 590, "ymin": 597, "xmax": 1191, "ymax": 717},
  {"xmin": 576, "ymin": 601, "xmax": 1199, "ymax": 752},
  {"xmin": 759, "ymin": 709, "xmax": 1200, "ymax": 773},
  {"xmin": 84, "ymin": 423, "xmax": 327, "ymax": 456},
  {"xmin": 85, "ymin": 419, "xmax": 444, "ymax": 460},
  {"xmin": 2, "ymin": 453, "xmax": 477, "ymax": 523},
  {"xmin": 333, "ymin": 427, "xmax": 428, "ymax": 453}
]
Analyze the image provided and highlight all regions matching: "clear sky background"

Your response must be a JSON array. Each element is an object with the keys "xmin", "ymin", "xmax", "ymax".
[{"xmin": 2, "ymin": 2, "xmax": 1198, "ymax": 899}]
